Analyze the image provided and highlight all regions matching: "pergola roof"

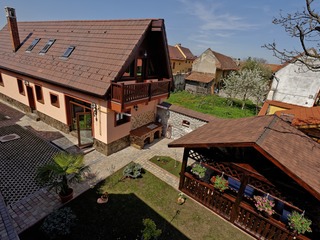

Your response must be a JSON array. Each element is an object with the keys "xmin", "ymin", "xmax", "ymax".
[{"xmin": 169, "ymin": 115, "xmax": 320, "ymax": 200}]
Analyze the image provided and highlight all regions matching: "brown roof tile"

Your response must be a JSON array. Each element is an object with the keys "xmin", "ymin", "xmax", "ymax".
[
  {"xmin": 168, "ymin": 45, "xmax": 184, "ymax": 60},
  {"xmin": 210, "ymin": 49, "xmax": 239, "ymax": 70},
  {"xmin": 169, "ymin": 115, "xmax": 320, "ymax": 200},
  {"xmin": 185, "ymin": 72, "xmax": 215, "ymax": 83},
  {"xmin": 0, "ymin": 19, "xmax": 154, "ymax": 96},
  {"xmin": 276, "ymin": 106, "xmax": 320, "ymax": 126}
]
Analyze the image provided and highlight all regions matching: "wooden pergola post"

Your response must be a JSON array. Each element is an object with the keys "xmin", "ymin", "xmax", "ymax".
[
  {"xmin": 179, "ymin": 148, "xmax": 190, "ymax": 190},
  {"xmin": 230, "ymin": 174, "xmax": 249, "ymax": 223}
]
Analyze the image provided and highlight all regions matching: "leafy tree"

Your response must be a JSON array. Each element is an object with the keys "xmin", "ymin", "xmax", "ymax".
[
  {"xmin": 264, "ymin": 0, "xmax": 320, "ymax": 71},
  {"xmin": 223, "ymin": 69, "xmax": 269, "ymax": 109},
  {"xmin": 241, "ymin": 57, "xmax": 273, "ymax": 81}
]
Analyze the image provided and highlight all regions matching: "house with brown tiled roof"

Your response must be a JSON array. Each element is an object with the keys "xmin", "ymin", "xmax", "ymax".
[
  {"xmin": 168, "ymin": 44, "xmax": 196, "ymax": 75},
  {"xmin": 0, "ymin": 7, "xmax": 172, "ymax": 155},
  {"xmin": 169, "ymin": 114, "xmax": 319, "ymax": 239},
  {"xmin": 185, "ymin": 48, "xmax": 239, "ymax": 94}
]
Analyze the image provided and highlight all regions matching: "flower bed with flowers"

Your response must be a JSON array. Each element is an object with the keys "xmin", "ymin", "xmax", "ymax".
[{"xmin": 253, "ymin": 195, "xmax": 275, "ymax": 216}]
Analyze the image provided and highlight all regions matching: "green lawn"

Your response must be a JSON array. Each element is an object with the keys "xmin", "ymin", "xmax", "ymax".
[
  {"xmin": 167, "ymin": 91, "xmax": 257, "ymax": 118},
  {"xmin": 149, "ymin": 156, "xmax": 181, "ymax": 177},
  {"xmin": 20, "ymin": 165, "xmax": 251, "ymax": 240}
]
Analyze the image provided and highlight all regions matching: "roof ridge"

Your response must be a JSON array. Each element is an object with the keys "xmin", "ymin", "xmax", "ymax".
[{"xmin": 256, "ymin": 115, "xmax": 278, "ymax": 145}]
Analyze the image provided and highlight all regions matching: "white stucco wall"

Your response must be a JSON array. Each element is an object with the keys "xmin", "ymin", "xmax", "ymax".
[
  {"xmin": 192, "ymin": 49, "xmax": 217, "ymax": 74},
  {"xmin": 267, "ymin": 61, "xmax": 320, "ymax": 107}
]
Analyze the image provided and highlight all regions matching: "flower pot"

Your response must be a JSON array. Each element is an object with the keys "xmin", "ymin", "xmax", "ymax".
[
  {"xmin": 59, "ymin": 188, "xmax": 74, "ymax": 203},
  {"xmin": 177, "ymin": 197, "xmax": 185, "ymax": 205}
]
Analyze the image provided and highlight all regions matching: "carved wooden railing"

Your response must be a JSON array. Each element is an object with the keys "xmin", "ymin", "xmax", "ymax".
[
  {"xmin": 181, "ymin": 172, "xmax": 310, "ymax": 240},
  {"xmin": 111, "ymin": 80, "xmax": 171, "ymax": 105}
]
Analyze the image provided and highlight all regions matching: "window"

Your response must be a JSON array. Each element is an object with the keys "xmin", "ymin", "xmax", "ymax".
[
  {"xmin": 61, "ymin": 46, "xmax": 75, "ymax": 58},
  {"xmin": 115, "ymin": 111, "xmax": 130, "ymax": 126},
  {"xmin": 17, "ymin": 79, "xmax": 25, "ymax": 95},
  {"xmin": 50, "ymin": 93, "xmax": 59, "ymax": 108},
  {"xmin": 25, "ymin": 38, "xmax": 40, "ymax": 52},
  {"xmin": 172, "ymin": 62, "xmax": 175, "ymax": 70},
  {"xmin": 39, "ymin": 39, "xmax": 55, "ymax": 54},
  {"xmin": 35, "ymin": 85, "xmax": 44, "ymax": 103},
  {"xmin": 0, "ymin": 73, "xmax": 3, "ymax": 86}
]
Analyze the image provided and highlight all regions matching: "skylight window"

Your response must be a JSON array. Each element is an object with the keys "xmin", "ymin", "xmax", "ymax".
[
  {"xmin": 61, "ymin": 46, "xmax": 75, "ymax": 58},
  {"xmin": 39, "ymin": 39, "xmax": 55, "ymax": 54},
  {"xmin": 25, "ymin": 38, "xmax": 40, "ymax": 52}
]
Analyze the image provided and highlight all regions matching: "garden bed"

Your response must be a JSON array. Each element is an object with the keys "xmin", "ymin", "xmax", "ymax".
[{"xmin": 20, "ymin": 165, "xmax": 251, "ymax": 240}]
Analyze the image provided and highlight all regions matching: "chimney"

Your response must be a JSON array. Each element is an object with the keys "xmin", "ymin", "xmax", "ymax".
[{"xmin": 5, "ymin": 7, "xmax": 20, "ymax": 52}]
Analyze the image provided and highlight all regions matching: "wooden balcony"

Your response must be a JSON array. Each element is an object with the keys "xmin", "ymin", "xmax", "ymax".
[
  {"xmin": 180, "ymin": 172, "xmax": 310, "ymax": 240},
  {"xmin": 110, "ymin": 79, "xmax": 171, "ymax": 112}
]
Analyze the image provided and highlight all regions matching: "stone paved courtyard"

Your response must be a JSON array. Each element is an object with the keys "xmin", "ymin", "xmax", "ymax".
[{"xmin": 0, "ymin": 124, "xmax": 61, "ymax": 206}]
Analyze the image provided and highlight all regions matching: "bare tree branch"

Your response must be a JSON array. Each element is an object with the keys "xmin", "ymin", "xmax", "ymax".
[{"xmin": 263, "ymin": 0, "xmax": 320, "ymax": 71}]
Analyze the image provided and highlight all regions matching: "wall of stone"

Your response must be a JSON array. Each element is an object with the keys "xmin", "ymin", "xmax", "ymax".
[
  {"xmin": 37, "ymin": 111, "xmax": 70, "ymax": 133},
  {"xmin": 157, "ymin": 106, "xmax": 208, "ymax": 140},
  {"xmin": 94, "ymin": 135, "xmax": 130, "ymax": 156},
  {"xmin": 131, "ymin": 110, "xmax": 154, "ymax": 130},
  {"xmin": 0, "ymin": 93, "xmax": 31, "ymax": 113}
]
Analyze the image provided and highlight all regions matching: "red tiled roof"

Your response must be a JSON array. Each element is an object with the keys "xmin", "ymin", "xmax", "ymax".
[
  {"xmin": 210, "ymin": 49, "xmax": 239, "ymax": 70},
  {"xmin": 0, "ymin": 19, "xmax": 155, "ymax": 96},
  {"xmin": 185, "ymin": 71, "xmax": 215, "ymax": 83},
  {"xmin": 265, "ymin": 63, "xmax": 283, "ymax": 73},
  {"xmin": 276, "ymin": 106, "xmax": 320, "ymax": 126},
  {"xmin": 178, "ymin": 45, "xmax": 196, "ymax": 60},
  {"xmin": 169, "ymin": 115, "xmax": 320, "ymax": 200},
  {"xmin": 168, "ymin": 45, "xmax": 184, "ymax": 60},
  {"xmin": 168, "ymin": 44, "xmax": 195, "ymax": 61}
]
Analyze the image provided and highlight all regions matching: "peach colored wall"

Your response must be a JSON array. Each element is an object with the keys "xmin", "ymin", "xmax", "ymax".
[
  {"xmin": 0, "ymin": 73, "xmax": 29, "ymax": 106},
  {"xmin": 0, "ymin": 71, "xmax": 163, "ymax": 146},
  {"xmin": 0, "ymin": 72, "xmax": 111, "ymax": 144},
  {"xmin": 106, "ymin": 100, "xmax": 158, "ymax": 143}
]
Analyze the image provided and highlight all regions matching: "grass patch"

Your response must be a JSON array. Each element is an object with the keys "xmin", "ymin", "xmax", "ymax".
[
  {"xmin": 149, "ymin": 156, "xmax": 181, "ymax": 177},
  {"xmin": 167, "ymin": 91, "xmax": 257, "ymax": 118},
  {"xmin": 20, "ymin": 165, "xmax": 251, "ymax": 240}
]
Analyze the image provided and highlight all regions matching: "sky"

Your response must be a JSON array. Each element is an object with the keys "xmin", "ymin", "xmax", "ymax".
[{"xmin": 0, "ymin": 0, "xmax": 311, "ymax": 63}]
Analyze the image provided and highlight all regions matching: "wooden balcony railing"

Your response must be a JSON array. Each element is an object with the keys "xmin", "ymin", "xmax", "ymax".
[
  {"xmin": 110, "ymin": 80, "xmax": 171, "ymax": 112},
  {"xmin": 180, "ymin": 172, "xmax": 309, "ymax": 240}
]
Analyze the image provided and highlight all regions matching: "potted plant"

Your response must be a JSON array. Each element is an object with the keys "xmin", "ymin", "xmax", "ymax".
[
  {"xmin": 177, "ymin": 192, "xmax": 187, "ymax": 205},
  {"xmin": 210, "ymin": 175, "xmax": 229, "ymax": 192},
  {"xmin": 288, "ymin": 211, "xmax": 312, "ymax": 237},
  {"xmin": 36, "ymin": 152, "xmax": 89, "ymax": 203},
  {"xmin": 253, "ymin": 194, "xmax": 275, "ymax": 217},
  {"xmin": 190, "ymin": 163, "xmax": 206, "ymax": 179}
]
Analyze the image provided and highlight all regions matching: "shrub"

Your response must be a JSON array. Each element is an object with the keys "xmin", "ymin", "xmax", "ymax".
[
  {"xmin": 40, "ymin": 207, "xmax": 77, "ymax": 239},
  {"xmin": 141, "ymin": 218, "xmax": 162, "ymax": 240},
  {"xmin": 123, "ymin": 162, "xmax": 142, "ymax": 178}
]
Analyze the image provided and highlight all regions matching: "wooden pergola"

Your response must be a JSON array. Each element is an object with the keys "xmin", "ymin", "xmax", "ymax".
[{"xmin": 169, "ymin": 115, "xmax": 320, "ymax": 240}]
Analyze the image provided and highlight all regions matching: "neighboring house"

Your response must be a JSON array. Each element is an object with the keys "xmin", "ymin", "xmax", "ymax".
[
  {"xmin": 185, "ymin": 48, "xmax": 239, "ymax": 95},
  {"xmin": 168, "ymin": 44, "xmax": 196, "ymax": 75},
  {"xmin": 0, "ymin": 7, "xmax": 172, "ymax": 155},
  {"xmin": 169, "ymin": 115, "xmax": 319, "ymax": 240},
  {"xmin": 265, "ymin": 57, "xmax": 320, "ymax": 109}
]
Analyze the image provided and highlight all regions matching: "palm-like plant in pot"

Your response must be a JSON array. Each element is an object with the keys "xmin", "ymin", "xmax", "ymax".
[{"xmin": 36, "ymin": 152, "xmax": 89, "ymax": 203}]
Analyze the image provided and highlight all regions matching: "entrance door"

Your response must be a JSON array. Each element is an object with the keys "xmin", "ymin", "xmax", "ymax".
[
  {"xmin": 26, "ymin": 86, "xmax": 36, "ymax": 111},
  {"xmin": 76, "ymin": 112, "xmax": 93, "ymax": 148}
]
